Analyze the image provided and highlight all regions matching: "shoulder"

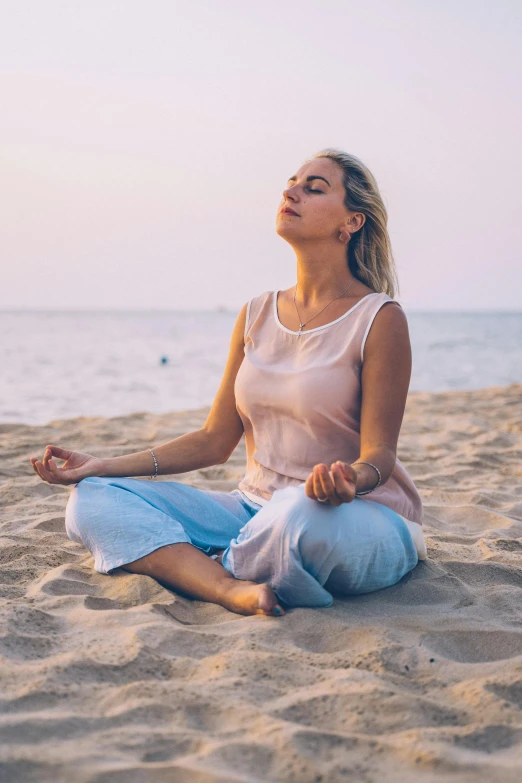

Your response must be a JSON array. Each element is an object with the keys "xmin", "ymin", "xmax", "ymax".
[
  {"xmin": 238, "ymin": 290, "xmax": 273, "ymax": 317},
  {"xmin": 234, "ymin": 291, "xmax": 274, "ymax": 345},
  {"xmin": 243, "ymin": 290, "xmax": 274, "ymax": 310},
  {"xmin": 373, "ymin": 294, "xmax": 406, "ymax": 319},
  {"xmin": 246, "ymin": 290, "xmax": 274, "ymax": 324},
  {"xmin": 362, "ymin": 296, "xmax": 410, "ymax": 362}
]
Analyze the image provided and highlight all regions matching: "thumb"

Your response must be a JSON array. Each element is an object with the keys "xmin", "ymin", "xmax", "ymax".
[
  {"xmin": 337, "ymin": 461, "xmax": 356, "ymax": 482},
  {"xmin": 63, "ymin": 463, "xmax": 91, "ymax": 481},
  {"xmin": 47, "ymin": 460, "xmax": 84, "ymax": 483},
  {"xmin": 47, "ymin": 445, "xmax": 73, "ymax": 460}
]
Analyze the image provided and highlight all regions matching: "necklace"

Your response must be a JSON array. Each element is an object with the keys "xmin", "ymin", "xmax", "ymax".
[{"xmin": 292, "ymin": 278, "xmax": 358, "ymax": 336}]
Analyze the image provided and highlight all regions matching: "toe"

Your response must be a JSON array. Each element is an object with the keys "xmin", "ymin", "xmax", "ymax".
[{"xmin": 257, "ymin": 586, "xmax": 285, "ymax": 616}]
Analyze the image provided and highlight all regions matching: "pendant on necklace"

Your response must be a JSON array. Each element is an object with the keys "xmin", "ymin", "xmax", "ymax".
[{"xmin": 298, "ymin": 324, "xmax": 305, "ymax": 336}]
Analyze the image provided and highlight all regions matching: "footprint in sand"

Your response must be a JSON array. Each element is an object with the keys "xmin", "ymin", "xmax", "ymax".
[{"xmin": 421, "ymin": 630, "xmax": 522, "ymax": 663}]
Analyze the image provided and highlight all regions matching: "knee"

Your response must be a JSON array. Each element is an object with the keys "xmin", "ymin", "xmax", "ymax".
[
  {"xmin": 267, "ymin": 490, "xmax": 329, "ymax": 557},
  {"xmin": 279, "ymin": 487, "xmax": 326, "ymax": 530},
  {"xmin": 64, "ymin": 477, "xmax": 102, "ymax": 544}
]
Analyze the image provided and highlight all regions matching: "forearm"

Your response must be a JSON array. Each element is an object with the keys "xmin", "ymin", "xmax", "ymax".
[
  {"xmin": 350, "ymin": 447, "xmax": 396, "ymax": 493},
  {"xmin": 100, "ymin": 428, "xmax": 225, "ymax": 478}
]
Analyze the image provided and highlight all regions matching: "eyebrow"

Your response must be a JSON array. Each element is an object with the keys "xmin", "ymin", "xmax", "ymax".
[{"xmin": 287, "ymin": 175, "xmax": 331, "ymax": 187}]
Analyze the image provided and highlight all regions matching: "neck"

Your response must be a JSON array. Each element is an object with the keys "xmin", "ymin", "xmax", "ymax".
[{"xmin": 292, "ymin": 241, "xmax": 357, "ymax": 306}]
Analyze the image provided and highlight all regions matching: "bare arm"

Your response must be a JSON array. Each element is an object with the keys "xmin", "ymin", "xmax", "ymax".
[
  {"xmin": 101, "ymin": 303, "xmax": 248, "ymax": 477},
  {"xmin": 32, "ymin": 304, "xmax": 248, "ymax": 483},
  {"xmin": 305, "ymin": 301, "xmax": 412, "ymax": 503},
  {"xmin": 352, "ymin": 301, "xmax": 412, "ymax": 492}
]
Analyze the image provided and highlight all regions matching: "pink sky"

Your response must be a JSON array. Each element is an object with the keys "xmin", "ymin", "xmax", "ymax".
[{"xmin": 1, "ymin": 0, "xmax": 521, "ymax": 311}]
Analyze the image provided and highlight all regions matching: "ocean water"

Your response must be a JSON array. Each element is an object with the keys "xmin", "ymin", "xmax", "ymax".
[{"xmin": 1, "ymin": 310, "xmax": 521, "ymax": 426}]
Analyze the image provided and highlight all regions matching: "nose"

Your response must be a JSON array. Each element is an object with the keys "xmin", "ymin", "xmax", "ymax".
[{"xmin": 282, "ymin": 184, "xmax": 298, "ymax": 201}]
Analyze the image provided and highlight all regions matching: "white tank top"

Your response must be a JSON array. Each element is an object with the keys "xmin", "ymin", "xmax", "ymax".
[{"xmin": 234, "ymin": 289, "xmax": 427, "ymax": 559}]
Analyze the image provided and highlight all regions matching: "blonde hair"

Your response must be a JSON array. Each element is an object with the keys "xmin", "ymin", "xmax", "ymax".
[{"xmin": 312, "ymin": 148, "xmax": 400, "ymax": 298}]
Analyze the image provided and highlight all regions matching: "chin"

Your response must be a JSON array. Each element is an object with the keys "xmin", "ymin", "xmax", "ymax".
[{"xmin": 275, "ymin": 222, "xmax": 300, "ymax": 239}]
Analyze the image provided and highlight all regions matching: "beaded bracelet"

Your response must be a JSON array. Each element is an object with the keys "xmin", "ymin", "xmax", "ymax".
[
  {"xmin": 148, "ymin": 448, "xmax": 158, "ymax": 480},
  {"xmin": 352, "ymin": 461, "xmax": 381, "ymax": 495}
]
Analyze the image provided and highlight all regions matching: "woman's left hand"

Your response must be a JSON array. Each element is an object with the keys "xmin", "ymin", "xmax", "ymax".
[{"xmin": 304, "ymin": 461, "xmax": 357, "ymax": 506}]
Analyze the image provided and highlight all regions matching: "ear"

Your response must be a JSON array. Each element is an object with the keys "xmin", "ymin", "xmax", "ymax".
[
  {"xmin": 339, "ymin": 213, "xmax": 366, "ymax": 242},
  {"xmin": 350, "ymin": 212, "xmax": 366, "ymax": 232}
]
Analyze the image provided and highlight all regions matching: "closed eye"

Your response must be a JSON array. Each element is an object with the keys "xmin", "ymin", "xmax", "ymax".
[{"xmin": 306, "ymin": 187, "xmax": 324, "ymax": 193}]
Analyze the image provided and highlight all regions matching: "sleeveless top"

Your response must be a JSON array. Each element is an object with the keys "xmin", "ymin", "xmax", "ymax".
[{"xmin": 234, "ymin": 289, "xmax": 427, "ymax": 559}]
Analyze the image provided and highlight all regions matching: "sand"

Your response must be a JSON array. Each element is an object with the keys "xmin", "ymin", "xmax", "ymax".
[{"xmin": 0, "ymin": 383, "xmax": 521, "ymax": 783}]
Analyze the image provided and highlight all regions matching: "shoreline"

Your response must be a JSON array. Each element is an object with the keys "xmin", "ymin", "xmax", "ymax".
[
  {"xmin": 0, "ymin": 383, "xmax": 521, "ymax": 780},
  {"xmin": 2, "ymin": 380, "xmax": 521, "ymax": 432}
]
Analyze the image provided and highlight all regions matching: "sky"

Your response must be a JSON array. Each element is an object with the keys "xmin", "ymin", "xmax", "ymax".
[{"xmin": 1, "ymin": 0, "xmax": 521, "ymax": 312}]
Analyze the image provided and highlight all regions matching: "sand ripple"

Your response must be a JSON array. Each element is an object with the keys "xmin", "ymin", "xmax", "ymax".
[{"xmin": 0, "ymin": 385, "xmax": 521, "ymax": 781}]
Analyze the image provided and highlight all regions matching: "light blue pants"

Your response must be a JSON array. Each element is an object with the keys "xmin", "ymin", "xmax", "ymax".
[{"xmin": 65, "ymin": 477, "xmax": 419, "ymax": 608}]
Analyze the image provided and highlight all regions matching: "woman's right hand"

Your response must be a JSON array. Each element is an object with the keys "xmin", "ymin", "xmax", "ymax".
[{"xmin": 30, "ymin": 445, "xmax": 105, "ymax": 485}]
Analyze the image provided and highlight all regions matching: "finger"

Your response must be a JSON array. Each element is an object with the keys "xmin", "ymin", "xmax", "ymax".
[
  {"xmin": 304, "ymin": 472, "xmax": 316, "ymax": 500},
  {"xmin": 335, "ymin": 461, "xmax": 357, "ymax": 484},
  {"xmin": 39, "ymin": 460, "xmax": 75, "ymax": 485},
  {"xmin": 331, "ymin": 464, "xmax": 355, "ymax": 502},
  {"xmin": 45, "ymin": 455, "xmax": 62, "ymax": 472},
  {"xmin": 312, "ymin": 465, "xmax": 324, "ymax": 499},
  {"xmin": 34, "ymin": 460, "xmax": 57, "ymax": 484},
  {"xmin": 33, "ymin": 459, "xmax": 44, "ymax": 477},
  {"xmin": 317, "ymin": 466, "xmax": 341, "ymax": 506},
  {"xmin": 46, "ymin": 445, "xmax": 72, "ymax": 460},
  {"xmin": 46, "ymin": 458, "xmax": 61, "ymax": 475},
  {"xmin": 33, "ymin": 461, "xmax": 49, "ymax": 483},
  {"xmin": 36, "ymin": 461, "xmax": 55, "ymax": 483},
  {"xmin": 30, "ymin": 457, "xmax": 39, "ymax": 474},
  {"xmin": 40, "ymin": 445, "xmax": 61, "ymax": 469},
  {"xmin": 46, "ymin": 459, "xmax": 74, "ymax": 482},
  {"xmin": 45, "ymin": 457, "xmax": 73, "ymax": 482},
  {"xmin": 313, "ymin": 465, "xmax": 329, "ymax": 502}
]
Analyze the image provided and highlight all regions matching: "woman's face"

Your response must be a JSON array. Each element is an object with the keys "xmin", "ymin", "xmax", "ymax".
[{"xmin": 276, "ymin": 157, "xmax": 360, "ymax": 244}]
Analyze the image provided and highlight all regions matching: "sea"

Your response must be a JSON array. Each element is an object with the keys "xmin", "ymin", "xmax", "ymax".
[{"xmin": 1, "ymin": 310, "xmax": 521, "ymax": 426}]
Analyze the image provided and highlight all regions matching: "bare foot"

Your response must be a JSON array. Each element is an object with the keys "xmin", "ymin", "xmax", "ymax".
[{"xmin": 219, "ymin": 580, "xmax": 285, "ymax": 617}]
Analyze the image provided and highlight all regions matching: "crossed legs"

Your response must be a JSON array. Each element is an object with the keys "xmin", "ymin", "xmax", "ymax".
[{"xmin": 121, "ymin": 541, "xmax": 284, "ymax": 617}]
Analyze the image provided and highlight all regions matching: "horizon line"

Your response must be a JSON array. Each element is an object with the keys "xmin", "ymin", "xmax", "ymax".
[{"xmin": 1, "ymin": 307, "xmax": 521, "ymax": 315}]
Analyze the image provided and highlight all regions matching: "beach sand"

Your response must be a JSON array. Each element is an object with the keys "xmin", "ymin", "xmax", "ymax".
[{"xmin": 0, "ymin": 383, "xmax": 521, "ymax": 782}]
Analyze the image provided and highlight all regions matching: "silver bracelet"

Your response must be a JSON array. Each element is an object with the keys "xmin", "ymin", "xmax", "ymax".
[
  {"xmin": 352, "ymin": 461, "xmax": 381, "ymax": 495},
  {"xmin": 148, "ymin": 448, "xmax": 158, "ymax": 480}
]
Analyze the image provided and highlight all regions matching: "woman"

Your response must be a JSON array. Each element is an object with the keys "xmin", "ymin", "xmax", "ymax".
[{"xmin": 30, "ymin": 148, "xmax": 427, "ymax": 618}]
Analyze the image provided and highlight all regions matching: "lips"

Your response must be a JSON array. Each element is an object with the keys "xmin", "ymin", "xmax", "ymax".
[{"xmin": 280, "ymin": 207, "xmax": 299, "ymax": 216}]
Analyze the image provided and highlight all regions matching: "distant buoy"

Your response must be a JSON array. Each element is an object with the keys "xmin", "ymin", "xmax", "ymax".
[{"xmin": 160, "ymin": 355, "xmax": 168, "ymax": 364}]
